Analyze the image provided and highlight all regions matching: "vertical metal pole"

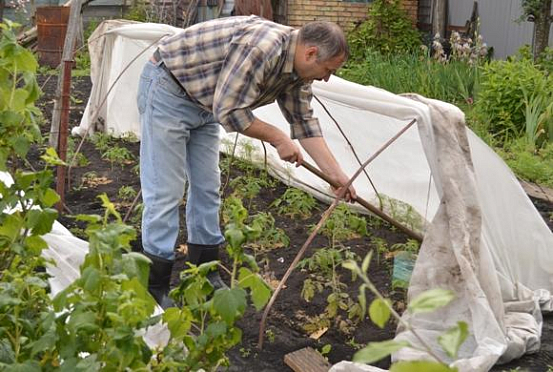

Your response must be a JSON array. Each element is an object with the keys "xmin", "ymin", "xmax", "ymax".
[{"xmin": 56, "ymin": 59, "xmax": 73, "ymax": 213}]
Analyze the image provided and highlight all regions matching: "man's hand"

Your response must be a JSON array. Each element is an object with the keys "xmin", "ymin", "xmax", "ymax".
[
  {"xmin": 241, "ymin": 118, "xmax": 304, "ymax": 165},
  {"xmin": 330, "ymin": 171, "xmax": 356, "ymax": 202},
  {"xmin": 272, "ymin": 137, "xmax": 303, "ymax": 165},
  {"xmin": 299, "ymin": 137, "xmax": 357, "ymax": 202}
]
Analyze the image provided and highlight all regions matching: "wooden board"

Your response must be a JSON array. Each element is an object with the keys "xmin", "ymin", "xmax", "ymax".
[
  {"xmin": 520, "ymin": 180, "xmax": 553, "ymax": 203},
  {"xmin": 284, "ymin": 347, "xmax": 331, "ymax": 372}
]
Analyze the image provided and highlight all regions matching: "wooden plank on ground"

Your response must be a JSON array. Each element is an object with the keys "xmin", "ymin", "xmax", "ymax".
[
  {"xmin": 284, "ymin": 347, "xmax": 331, "ymax": 372},
  {"xmin": 519, "ymin": 180, "xmax": 553, "ymax": 203}
]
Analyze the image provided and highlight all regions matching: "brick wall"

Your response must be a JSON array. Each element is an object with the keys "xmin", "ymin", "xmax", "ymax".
[{"xmin": 287, "ymin": 0, "xmax": 418, "ymax": 31}]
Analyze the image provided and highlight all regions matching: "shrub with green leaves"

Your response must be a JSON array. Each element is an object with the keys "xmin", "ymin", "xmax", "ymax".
[
  {"xmin": 347, "ymin": 0, "xmax": 421, "ymax": 59},
  {"xmin": 475, "ymin": 51, "xmax": 553, "ymax": 144},
  {"xmin": 0, "ymin": 20, "xmax": 42, "ymax": 171}
]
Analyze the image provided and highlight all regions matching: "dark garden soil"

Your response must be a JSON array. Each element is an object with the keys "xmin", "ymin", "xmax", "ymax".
[{"xmin": 34, "ymin": 74, "xmax": 553, "ymax": 372}]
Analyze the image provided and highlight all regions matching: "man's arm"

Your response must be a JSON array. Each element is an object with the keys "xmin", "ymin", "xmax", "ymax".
[
  {"xmin": 241, "ymin": 118, "xmax": 303, "ymax": 164},
  {"xmin": 299, "ymin": 136, "xmax": 357, "ymax": 201}
]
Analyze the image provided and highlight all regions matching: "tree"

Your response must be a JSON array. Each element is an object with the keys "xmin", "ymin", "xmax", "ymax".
[{"xmin": 522, "ymin": 0, "xmax": 552, "ymax": 59}]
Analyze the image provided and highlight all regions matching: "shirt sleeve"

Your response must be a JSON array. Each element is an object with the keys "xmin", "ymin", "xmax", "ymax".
[
  {"xmin": 277, "ymin": 83, "xmax": 323, "ymax": 139},
  {"xmin": 212, "ymin": 43, "xmax": 271, "ymax": 132}
]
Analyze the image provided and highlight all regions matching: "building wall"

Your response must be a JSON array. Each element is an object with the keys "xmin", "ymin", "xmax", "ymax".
[
  {"xmin": 447, "ymin": 0, "xmax": 553, "ymax": 59},
  {"xmin": 287, "ymin": 0, "xmax": 418, "ymax": 31}
]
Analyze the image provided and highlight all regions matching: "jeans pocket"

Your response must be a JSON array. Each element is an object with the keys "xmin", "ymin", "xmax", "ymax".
[
  {"xmin": 137, "ymin": 74, "xmax": 152, "ymax": 115},
  {"xmin": 159, "ymin": 71, "xmax": 188, "ymax": 99}
]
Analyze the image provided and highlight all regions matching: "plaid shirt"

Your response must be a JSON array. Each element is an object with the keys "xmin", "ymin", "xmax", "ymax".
[{"xmin": 158, "ymin": 16, "xmax": 322, "ymax": 139}]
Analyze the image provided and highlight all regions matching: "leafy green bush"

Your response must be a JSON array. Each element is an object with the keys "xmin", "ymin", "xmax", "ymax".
[
  {"xmin": 347, "ymin": 0, "xmax": 421, "ymax": 59},
  {"xmin": 0, "ymin": 20, "xmax": 42, "ymax": 171},
  {"xmin": 498, "ymin": 139, "xmax": 553, "ymax": 187},
  {"xmin": 475, "ymin": 50, "xmax": 553, "ymax": 144}
]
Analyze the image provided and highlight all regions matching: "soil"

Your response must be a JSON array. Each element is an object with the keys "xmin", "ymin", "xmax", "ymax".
[{"xmin": 34, "ymin": 74, "xmax": 553, "ymax": 372}]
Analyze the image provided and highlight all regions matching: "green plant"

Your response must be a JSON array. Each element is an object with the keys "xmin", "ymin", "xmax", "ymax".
[
  {"xmin": 90, "ymin": 132, "xmax": 113, "ymax": 153},
  {"xmin": 248, "ymin": 212, "xmax": 290, "ymax": 252},
  {"xmin": 343, "ymin": 252, "xmax": 467, "ymax": 370},
  {"xmin": 167, "ymin": 197, "xmax": 272, "ymax": 370},
  {"xmin": 298, "ymin": 247, "xmax": 363, "ymax": 334},
  {"xmin": 391, "ymin": 239, "xmax": 420, "ymax": 254},
  {"xmin": 52, "ymin": 195, "xmax": 159, "ymax": 370},
  {"xmin": 271, "ymin": 187, "xmax": 318, "ymax": 219},
  {"xmin": 66, "ymin": 136, "xmax": 90, "ymax": 167},
  {"xmin": 340, "ymin": 50, "xmax": 480, "ymax": 107},
  {"xmin": 320, "ymin": 344, "xmax": 332, "ymax": 357},
  {"xmin": 317, "ymin": 203, "xmax": 368, "ymax": 247},
  {"xmin": 265, "ymin": 328, "xmax": 276, "ymax": 343},
  {"xmin": 522, "ymin": 88, "xmax": 552, "ymax": 147},
  {"xmin": 347, "ymin": 0, "xmax": 421, "ymax": 59},
  {"xmin": 475, "ymin": 52, "xmax": 553, "ymax": 143},
  {"xmin": 101, "ymin": 145, "xmax": 134, "ymax": 169},
  {"xmin": 117, "ymin": 185, "xmax": 138, "ymax": 202},
  {"xmin": 370, "ymin": 236, "xmax": 389, "ymax": 266},
  {"xmin": 229, "ymin": 175, "xmax": 265, "ymax": 208},
  {"xmin": 498, "ymin": 139, "xmax": 553, "ymax": 187},
  {"xmin": 0, "ymin": 165, "xmax": 60, "ymax": 368},
  {"xmin": 0, "ymin": 20, "xmax": 42, "ymax": 172}
]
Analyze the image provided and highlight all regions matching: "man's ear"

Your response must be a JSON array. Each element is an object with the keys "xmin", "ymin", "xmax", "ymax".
[{"xmin": 304, "ymin": 46, "xmax": 319, "ymax": 62}]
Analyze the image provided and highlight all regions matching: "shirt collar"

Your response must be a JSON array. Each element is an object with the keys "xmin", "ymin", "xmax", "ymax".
[{"xmin": 283, "ymin": 29, "xmax": 298, "ymax": 75}]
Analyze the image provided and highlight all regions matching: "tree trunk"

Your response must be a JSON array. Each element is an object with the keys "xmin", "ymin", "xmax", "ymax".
[
  {"xmin": 533, "ymin": 0, "xmax": 552, "ymax": 59},
  {"xmin": 432, "ymin": 0, "xmax": 447, "ymax": 40}
]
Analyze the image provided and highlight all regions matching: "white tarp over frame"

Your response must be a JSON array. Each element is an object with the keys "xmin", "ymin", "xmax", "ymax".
[{"xmin": 65, "ymin": 20, "xmax": 553, "ymax": 371}]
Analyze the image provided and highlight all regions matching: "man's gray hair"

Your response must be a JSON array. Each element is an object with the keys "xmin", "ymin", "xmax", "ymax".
[{"xmin": 298, "ymin": 21, "xmax": 349, "ymax": 61}]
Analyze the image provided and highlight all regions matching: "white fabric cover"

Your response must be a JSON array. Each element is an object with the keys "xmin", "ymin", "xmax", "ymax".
[{"xmin": 66, "ymin": 20, "xmax": 553, "ymax": 371}]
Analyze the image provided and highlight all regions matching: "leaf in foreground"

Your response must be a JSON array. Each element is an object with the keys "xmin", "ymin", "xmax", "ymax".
[
  {"xmin": 438, "ymin": 321, "xmax": 469, "ymax": 359},
  {"xmin": 408, "ymin": 289, "xmax": 455, "ymax": 314},
  {"xmin": 353, "ymin": 340, "xmax": 410, "ymax": 364},
  {"xmin": 369, "ymin": 298, "xmax": 391, "ymax": 328},
  {"xmin": 390, "ymin": 360, "xmax": 458, "ymax": 372}
]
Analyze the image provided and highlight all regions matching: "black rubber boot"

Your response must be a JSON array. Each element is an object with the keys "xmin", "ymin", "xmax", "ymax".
[
  {"xmin": 187, "ymin": 243, "xmax": 228, "ymax": 290},
  {"xmin": 143, "ymin": 251, "xmax": 175, "ymax": 309}
]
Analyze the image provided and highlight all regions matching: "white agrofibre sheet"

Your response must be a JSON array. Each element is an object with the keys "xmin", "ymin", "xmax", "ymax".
[{"xmin": 68, "ymin": 20, "xmax": 553, "ymax": 371}]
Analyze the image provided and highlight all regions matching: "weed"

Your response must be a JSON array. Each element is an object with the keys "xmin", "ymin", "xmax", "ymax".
[
  {"xmin": 271, "ymin": 187, "xmax": 317, "ymax": 219},
  {"xmin": 117, "ymin": 185, "xmax": 137, "ymax": 202},
  {"xmin": 265, "ymin": 328, "xmax": 276, "ymax": 343},
  {"xmin": 298, "ymin": 247, "xmax": 363, "ymax": 333},
  {"xmin": 391, "ymin": 239, "xmax": 420, "ymax": 254},
  {"xmin": 371, "ymin": 237, "xmax": 389, "ymax": 266},
  {"xmin": 239, "ymin": 347, "xmax": 251, "ymax": 358},
  {"xmin": 320, "ymin": 344, "xmax": 332, "ymax": 356},
  {"xmin": 316, "ymin": 203, "xmax": 369, "ymax": 247},
  {"xmin": 120, "ymin": 131, "xmax": 139, "ymax": 143},
  {"xmin": 102, "ymin": 146, "xmax": 134, "ymax": 169},
  {"xmin": 132, "ymin": 163, "xmax": 140, "ymax": 176},
  {"xmin": 229, "ymin": 175, "xmax": 264, "ymax": 208},
  {"xmin": 130, "ymin": 202, "xmax": 144, "ymax": 225},
  {"xmin": 90, "ymin": 132, "xmax": 113, "ymax": 153},
  {"xmin": 248, "ymin": 212, "xmax": 290, "ymax": 252}
]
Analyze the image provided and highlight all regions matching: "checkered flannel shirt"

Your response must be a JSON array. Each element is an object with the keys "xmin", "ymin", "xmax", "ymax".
[{"xmin": 158, "ymin": 15, "xmax": 322, "ymax": 139}]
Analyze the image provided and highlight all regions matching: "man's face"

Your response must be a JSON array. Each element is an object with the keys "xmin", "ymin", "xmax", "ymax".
[{"xmin": 296, "ymin": 47, "xmax": 346, "ymax": 83}]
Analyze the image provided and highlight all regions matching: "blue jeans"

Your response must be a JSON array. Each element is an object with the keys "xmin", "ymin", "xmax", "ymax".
[{"xmin": 137, "ymin": 60, "xmax": 224, "ymax": 260}]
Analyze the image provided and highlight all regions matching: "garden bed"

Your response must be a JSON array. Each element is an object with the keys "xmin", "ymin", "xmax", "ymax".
[{"xmin": 35, "ymin": 74, "xmax": 553, "ymax": 371}]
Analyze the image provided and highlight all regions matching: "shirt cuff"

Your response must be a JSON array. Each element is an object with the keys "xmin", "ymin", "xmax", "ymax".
[
  {"xmin": 290, "ymin": 118, "xmax": 323, "ymax": 139},
  {"xmin": 218, "ymin": 108, "xmax": 256, "ymax": 133}
]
